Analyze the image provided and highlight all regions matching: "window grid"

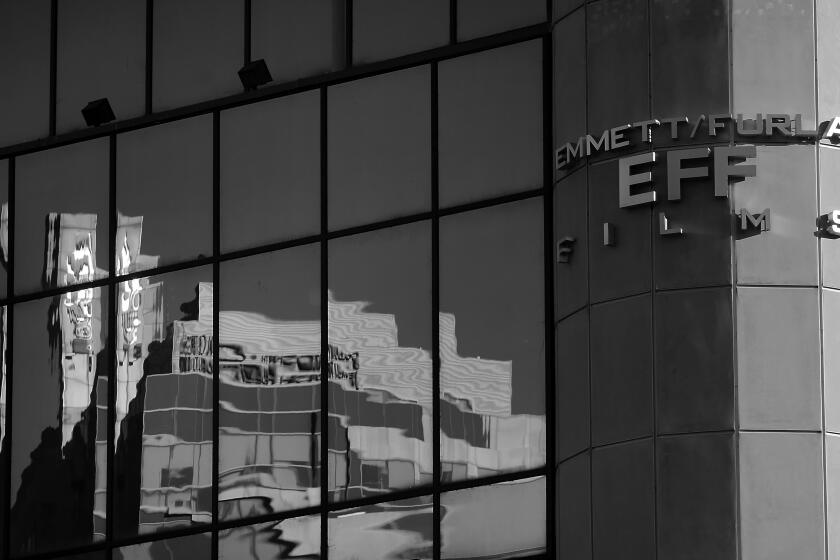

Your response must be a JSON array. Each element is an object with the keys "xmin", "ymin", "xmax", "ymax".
[{"xmin": 0, "ymin": 18, "xmax": 553, "ymax": 560}]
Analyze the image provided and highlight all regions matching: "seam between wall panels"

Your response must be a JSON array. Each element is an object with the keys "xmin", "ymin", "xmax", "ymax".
[
  {"xmin": 813, "ymin": 0, "xmax": 830, "ymax": 557},
  {"xmin": 727, "ymin": 0, "xmax": 742, "ymax": 559},
  {"xmin": 583, "ymin": 2, "xmax": 595, "ymax": 559},
  {"xmin": 646, "ymin": 1, "xmax": 659, "ymax": 557}
]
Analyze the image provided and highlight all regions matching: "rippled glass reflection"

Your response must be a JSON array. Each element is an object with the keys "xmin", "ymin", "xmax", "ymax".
[
  {"xmin": 113, "ymin": 265, "xmax": 213, "ymax": 537},
  {"xmin": 0, "ymin": 158, "xmax": 9, "ymax": 298},
  {"xmin": 439, "ymin": 200, "xmax": 546, "ymax": 482},
  {"xmin": 0, "ymin": 305, "xmax": 6, "ymax": 553},
  {"xmin": 328, "ymin": 223, "xmax": 433, "ymax": 501},
  {"xmin": 114, "ymin": 531, "xmax": 211, "ymax": 560},
  {"xmin": 329, "ymin": 496, "xmax": 433, "ymax": 560},
  {"xmin": 14, "ymin": 139, "xmax": 109, "ymax": 294},
  {"xmin": 441, "ymin": 476, "xmax": 546, "ymax": 559},
  {"xmin": 219, "ymin": 515, "xmax": 321, "ymax": 559},
  {"xmin": 219, "ymin": 246, "xmax": 321, "ymax": 519},
  {"xmin": 11, "ymin": 289, "xmax": 107, "ymax": 554}
]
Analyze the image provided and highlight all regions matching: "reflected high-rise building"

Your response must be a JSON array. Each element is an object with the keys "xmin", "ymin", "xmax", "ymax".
[{"xmin": 46, "ymin": 212, "xmax": 108, "ymax": 539}]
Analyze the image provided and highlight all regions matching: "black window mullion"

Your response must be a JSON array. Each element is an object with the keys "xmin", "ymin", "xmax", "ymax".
[
  {"xmin": 106, "ymin": 133, "xmax": 118, "ymax": 556},
  {"xmin": 542, "ymin": 31, "xmax": 556, "ymax": 560},
  {"xmin": 211, "ymin": 110, "xmax": 221, "ymax": 560},
  {"xmin": 431, "ymin": 61, "xmax": 442, "ymax": 560},
  {"xmin": 320, "ymin": 85, "xmax": 330, "ymax": 560},
  {"xmin": 3, "ymin": 157, "xmax": 14, "ymax": 560}
]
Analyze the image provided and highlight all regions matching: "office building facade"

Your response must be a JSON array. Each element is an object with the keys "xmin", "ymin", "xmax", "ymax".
[{"xmin": 0, "ymin": 1, "xmax": 838, "ymax": 559}]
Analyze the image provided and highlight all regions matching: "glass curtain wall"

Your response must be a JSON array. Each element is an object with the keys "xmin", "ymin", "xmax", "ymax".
[{"xmin": 0, "ymin": 32, "xmax": 549, "ymax": 560}]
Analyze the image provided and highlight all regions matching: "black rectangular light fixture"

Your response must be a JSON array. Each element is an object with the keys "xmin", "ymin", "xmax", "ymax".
[
  {"xmin": 238, "ymin": 59, "xmax": 273, "ymax": 90},
  {"xmin": 81, "ymin": 98, "xmax": 115, "ymax": 127}
]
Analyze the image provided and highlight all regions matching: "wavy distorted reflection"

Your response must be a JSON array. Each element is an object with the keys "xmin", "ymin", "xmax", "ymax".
[
  {"xmin": 112, "ymin": 217, "xmax": 212, "ymax": 537},
  {"xmin": 441, "ymin": 476, "xmax": 546, "ymax": 559},
  {"xmin": 10, "ymin": 211, "xmax": 107, "ymax": 554},
  {"xmin": 328, "ymin": 497, "xmax": 433, "ymax": 560},
  {"xmin": 219, "ymin": 516, "xmax": 320, "ymax": 559}
]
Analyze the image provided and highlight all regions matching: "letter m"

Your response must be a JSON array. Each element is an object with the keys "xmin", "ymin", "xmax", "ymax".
[{"xmin": 739, "ymin": 208, "xmax": 771, "ymax": 231}]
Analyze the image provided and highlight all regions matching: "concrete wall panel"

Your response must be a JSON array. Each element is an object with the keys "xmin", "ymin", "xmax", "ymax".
[
  {"xmin": 590, "ymin": 295, "xmax": 653, "ymax": 446},
  {"xmin": 739, "ymin": 432, "xmax": 825, "ymax": 560},
  {"xmin": 557, "ymin": 454, "xmax": 593, "ymax": 560},
  {"xmin": 734, "ymin": 145, "xmax": 818, "ymax": 286},
  {"xmin": 588, "ymin": 159, "xmax": 652, "ymax": 303},
  {"xmin": 556, "ymin": 309, "xmax": 590, "ymax": 463},
  {"xmin": 586, "ymin": 0, "xmax": 650, "ymax": 135},
  {"xmin": 555, "ymin": 167, "xmax": 589, "ymax": 319},
  {"xmin": 732, "ymin": 0, "xmax": 816, "ymax": 130},
  {"xmin": 592, "ymin": 439, "xmax": 655, "ymax": 560},
  {"xmin": 736, "ymin": 286, "xmax": 821, "ymax": 430},
  {"xmin": 657, "ymin": 433, "xmax": 737, "ymax": 560},
  {"xmin": 655, "ymin": 288, "xmax": 734, "ymax": 434}
]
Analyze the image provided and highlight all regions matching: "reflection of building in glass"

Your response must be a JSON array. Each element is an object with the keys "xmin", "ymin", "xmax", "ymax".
[
  {"xmin": 135, "ymin": 282, "xmax": 213, "ymax": 533},
  {"xmin": 216, "ymin": 290, "xmax": 544, "ymax": 514},
  {"xmin": 45, "ymin": 212, "xmax": 108, "ymax": 539}
]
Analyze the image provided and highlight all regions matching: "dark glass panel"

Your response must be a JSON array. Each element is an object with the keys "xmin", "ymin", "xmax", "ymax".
[
  {"xmin": 113, "ymin": 266, "xmax": 213, "ymax": 537},
  {"xmin": 439, "ymin": 200, "xmax": 545, "ymax": 482},
  {"xmin": 219, "ymin": 515, "xmax": 321, "ymax": 559},
  {"xmin": 457, "ymin": 0, "xmax": 545, "ymax": 41},
  {"xmin": 0, "ymin": 159, "xmax": 8, "ymax": 298},
  {"xmin": 440, "ymin": 476, "xmax": 546, "ymax": 558},
  {"xmin": 439, "ymin": 41, "xmax": 542, "ymax": 207},
  {"xmin": 352, "ymin": 0, "xmax": 448, "ymax": 65},
  {"xmin": 251, "ymin": 0, "xmax": 344, "ymax": 85},
  {"xmin": 15, "ymin": 139, "xmax": 109, "ymax": 294},
  {"xmin": 219, "ymin": 244, "xmax": 321, "ymax": 519},
  {"xmin": 56, "ymin": 0, "xmax": 145, "ymax": 133},
  {"xmin": 328, "ymin": 496, "xmax": 433, "ymax": 559},
  {"xmin": 153, "ymin": 0, "xmax": 243, "ymax": 112},
  {"xmin": 328, "ymin": 222, "xmax": 433, "ymax": 501},
  {"xmin": 113, "ymin": 532, "xmax": 212, "ymax": 560},
  {"xmin": 220, "ymin": 91, "xmax": 320, "ymax": 253},
  {"xmin": 117, "ymin": 116, "xmax": 213, "ymax": 274},
  {"xmin": 328, "ymin": 66, "xmax": 431, "ymax": 230},
  {"xmin": 11, "ymin": 290, "xmax": 108, "ymax": 554},
  {"xmin": 0, "ymin": 0, "xmax": 50, "ymax": 146}
]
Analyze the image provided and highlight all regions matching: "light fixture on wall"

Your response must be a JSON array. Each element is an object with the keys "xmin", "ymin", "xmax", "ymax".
[
  {"xmin": 238, "ymin": 59, "xmax": 273, "ymax": 91},
  {"xmin": 81, "ymin": 98, "xmax": 115, "ymax": 127}
]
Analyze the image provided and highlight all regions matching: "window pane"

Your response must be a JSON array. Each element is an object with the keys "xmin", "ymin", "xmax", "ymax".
[
  {"xmin": 11, "ymin": 289, "xmax": 108, "ymax": 555},
  {"xmin": 0, "ymin": 306, "xmax": 7, "ymax": 555},
  {"xmin": 0, "ymin": 159, "xmax": 8, "ymax": 299},
  {"xmin": 220, "ymin": 515, "xmax": 321, "ymax": 559},
  {"xmin": 328, "ymin": 496, "xmax": 433, "ymax": 560},
  {"xmin": 153, "ymin": 0, "xmax": 243, "ymax": 112},
  {"xmin": 15, "ymin": 139, "xmax": 109, "ymax": 294},
  {"xmin": 117, "ymin": 116, "xmax": 213, "ymax": 274},
  {"xmin": 56, "ymin": 0, "xmax": 145, "ymax": 134},
  {"xmin": 251, "ymin": 0, "xmax": 344, "ymax": 84},
  {"xmin": 221, "ymin": 91, "xmax": 320, "ymax": 252},
  {"xmin": 457, "ymin": 0, "xmax": 545, "ymax": 41},
  {"xmin": 328, "ymin": 66, "xmax": 431, "ymax": 230},
  {"xmin": 219, "ymin": 244, "xmax": 321, "ymax": 519},
  {"xmin": 113, "ymin": 532, "xmax": 212, "ymax": 560},
  {"xmin": 439, "ymin": 200, "xmax": 545, "ymax": 481},
  {"xmin": 352, "ymin": 0, "xmax": 448, "ymax": 65},
  {"xmin": 0, "ymin": 0, "xmax": 50, "ymax": 146},
  {"xmin": 113, "ymin": 266, "xmax": 213, "ymax": 537},
  {"xmin": 441, "ymin": 476, "xmax": 546, "ymax": 558},
  {"xmin": 439, "ymin": 41, "xmax": 542, "ymax": 207},
  {"xmin": 328, "ymin": 222, "xmax": 433, "ymax": 501}
]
